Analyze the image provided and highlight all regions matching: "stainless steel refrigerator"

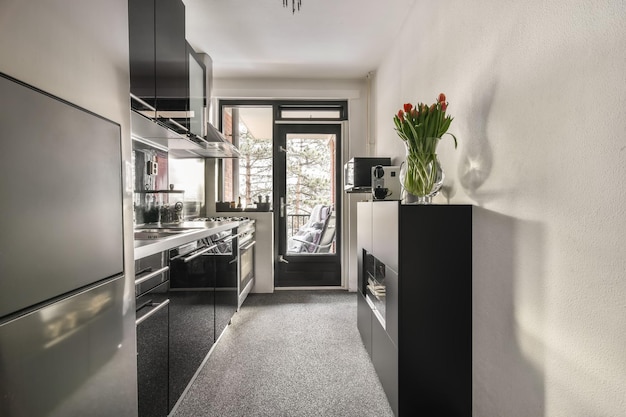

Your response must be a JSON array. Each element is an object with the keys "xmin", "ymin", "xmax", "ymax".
[{"xmin": 0, "ymin": 73, "xmax": 137, "ymax": 416}]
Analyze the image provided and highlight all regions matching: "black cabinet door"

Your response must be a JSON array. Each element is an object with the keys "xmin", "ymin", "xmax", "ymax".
[
  {"xmin": 155, "ymin": 0, "xmax": 187, "ymax": 110},
  {"xmin": 137, "ymin": 291, "xmax": 169, "ymax": 417},
  {"xmin": 168, "ymin": 253, "xmax": 215, "ymax": 412},
  {"xmin": 129, "ymin": 0, "xmax": 156, "ymax": 105},
  {"xmin": 356, "ymin": 291, "xmax": 373, "ymax": 356},
  {"xmin": 214, "ymin": 253, "xmax": 238, "ymax": 340},
  {"xmin": 129, "ymin": 0, "xmax": 188, "ymax": 112}
]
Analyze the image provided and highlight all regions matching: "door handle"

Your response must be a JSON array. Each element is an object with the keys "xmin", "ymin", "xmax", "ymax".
[
  {"xmin": 279, "ymin": 145, "xmax": 288, "ymax": 153},
  {"xmin": 279, "ymin": 255, "xmax": 289, "ymax": 264},
  {"xmin": 280, "ymin": 197, "xmax": 290, "ymax": 218}
]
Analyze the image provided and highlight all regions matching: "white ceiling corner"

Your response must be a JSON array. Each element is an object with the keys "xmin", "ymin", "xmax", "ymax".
[{"xmin": 183, "ymin": 0, "xmax": 417, "ymax": 80}]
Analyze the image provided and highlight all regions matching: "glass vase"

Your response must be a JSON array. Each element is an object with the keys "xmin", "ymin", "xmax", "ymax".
[{"xmin": 400, "ymin": 151, "xmax": 444, "ymax": 204}]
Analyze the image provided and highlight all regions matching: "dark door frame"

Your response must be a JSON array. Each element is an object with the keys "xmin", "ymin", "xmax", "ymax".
[{"xmin": 273, "ymin": 122, "xmax": 343, "ymax": 287}]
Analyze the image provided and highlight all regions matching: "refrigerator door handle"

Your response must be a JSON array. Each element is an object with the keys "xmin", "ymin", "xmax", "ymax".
[{"xmin": 135, "ymin": 299, "xmax": 170, "ymax": 326}]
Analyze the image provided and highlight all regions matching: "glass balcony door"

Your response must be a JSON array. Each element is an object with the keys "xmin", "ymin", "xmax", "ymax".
[{"xmin": 275, "ymin": 123, "xmax": 341, "ymax": 287}]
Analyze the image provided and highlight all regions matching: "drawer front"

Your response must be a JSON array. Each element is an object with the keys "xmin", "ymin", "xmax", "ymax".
[
  {"xmin": 135, "ymin": 251, "xmax": 168, "ymax": 297},
  {"xmin": 135, "ymin": 251, "xmax": 165, "ymax": 274},
  {"xmin": 357, "ymin": 292, "xmax": 372, "ymax": 356},
  {"xmin": 372, "ymin": 315, "xmax": 398, "ymax": 416}
]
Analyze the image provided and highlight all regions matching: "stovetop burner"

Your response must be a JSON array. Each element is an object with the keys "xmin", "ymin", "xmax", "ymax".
[{"xmin": 193, "ymin": 216, "xmax": 250, "ymax": 222}]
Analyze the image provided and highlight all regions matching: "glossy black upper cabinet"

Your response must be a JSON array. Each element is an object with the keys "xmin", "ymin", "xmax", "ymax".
[
  {"xmin": 129, "ymin": 0, "xmax": 187, "ymax": 113},
  {"xmin": 129, "ymin": 0, "xmax": 156, "ymax": 107}
]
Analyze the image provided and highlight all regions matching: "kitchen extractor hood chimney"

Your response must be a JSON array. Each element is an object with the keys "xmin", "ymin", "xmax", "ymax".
[
  {"xmin": 131, "ymin": 51, "xmax": 239, "ymax": 158},
  {"xmin": 165, "ymin": 51, "xmax": 240, "ymax": 158}
]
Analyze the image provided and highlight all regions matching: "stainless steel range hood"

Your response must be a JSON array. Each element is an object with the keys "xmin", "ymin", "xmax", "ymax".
[
  {"xmin": 131, "ymin": 107, "xmax": 240, "ymax": 159},
  {"xmin": 130, "ymin": 50, "xmax": 239, "ymax": 158},
  {"xmin": 167, "ymin": 120, "xmax": 241, "ymax": 158}
]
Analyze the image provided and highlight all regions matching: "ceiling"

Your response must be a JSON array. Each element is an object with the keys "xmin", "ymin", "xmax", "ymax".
[{"xmin": 183, "ymin": 0, "xmax": 416, "ymax": 80}]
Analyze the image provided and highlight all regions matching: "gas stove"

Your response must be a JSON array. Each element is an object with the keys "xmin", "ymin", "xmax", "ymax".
[{"xmin": 193, "ymin": 216, "xmax": 250, "ymax": 222}]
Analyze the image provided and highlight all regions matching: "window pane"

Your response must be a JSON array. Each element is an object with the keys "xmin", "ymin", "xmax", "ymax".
[
  {"xmin": 222, "ymin": 106, "xmax": 273, "ymax": 209},
  {"xmin": 169, "ymin": 158, "xmax": 205, "ymax": 218},
  {"xmin": 285, "ymin": 133, "xmax": 336, "ymax": 254},
  {"xmin": 280, "ymin": 110, "xmax": 341, "ymax": 119}
]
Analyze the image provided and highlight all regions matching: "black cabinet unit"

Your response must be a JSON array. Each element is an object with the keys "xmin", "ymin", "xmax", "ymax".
[
  {"xmin": 129, "ymin": 0, "xmax": 156, "ymax": 104},
  {"xmin": 214, "ymin": 243, "xmax": 238, "ymax": 340},
  {"xmin": 129, "ymin": 0, "xmax": 188, "ymax": 113},
  {"xmin": 135, "ymin": 252, "xmax": 170, "ymax": 417},
  {"xmin": 136, "ymin": 283, "xmax": 169, "ymax": 417},
  {"xmin": 356, "ymin": 201, "xmax": 473, "ymax": 417},
  {"xmin": 166, "ymin": 228, "xmax": 237, "ymax": 411},
  {"xmin": 168, "ymin": 240, "xmax": 215, "ymax": 412}
]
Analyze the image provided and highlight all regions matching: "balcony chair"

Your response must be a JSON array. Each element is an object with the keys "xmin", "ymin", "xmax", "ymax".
[{"xmin": 287, "ymin": 204, "xmax": 335, "ymax": 254}]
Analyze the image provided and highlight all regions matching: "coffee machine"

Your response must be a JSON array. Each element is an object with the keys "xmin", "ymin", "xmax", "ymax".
[{"xmin": 371, "ymin": 165, "xmax": 401, "ymax": 200}]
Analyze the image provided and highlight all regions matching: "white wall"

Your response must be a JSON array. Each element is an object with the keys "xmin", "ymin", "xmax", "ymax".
[
  {"xmin": 0, "ymin": 0, "xmax": 137, "ymax": 410},
  {"xmin": 373, "ymin": 0, "xmax": 626, "ymax": 415},
  {"xmin": 213, "ymin": 77, "xmax": 369, "ymax": 291}
]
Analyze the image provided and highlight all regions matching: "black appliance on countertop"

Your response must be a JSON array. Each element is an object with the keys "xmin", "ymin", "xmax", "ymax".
[{"xmin": 344, "ymin": 157, "xmax": 392, "ymax": 192}]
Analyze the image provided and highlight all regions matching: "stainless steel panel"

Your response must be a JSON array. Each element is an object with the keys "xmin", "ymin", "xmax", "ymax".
[
  {"xmin": 0, "ymin": 276, "xmax": 135, "ymax": 417},
  {"xmin": 0, "ymin": 74, "xmax": 124, "ymax": 318}
]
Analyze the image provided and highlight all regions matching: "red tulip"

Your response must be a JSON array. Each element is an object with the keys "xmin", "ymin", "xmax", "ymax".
[
  {"xmin": 403, "ymin": 103, "xmax": 413, "ymax": 113},
  {"xmin": 397, "ymin": 110, "xmax": 404, "ymax": 122},
  {"xmin": 441, "ymin": 102, "xmax": 448, "ymax": 111},
  {"xmin": 438, "ymin": 93, "xmax": 446, "ymax": 103},
  {"xmin": 429, "ymin": 103, "xmax": 436, "ymax": 112},
  {"xmin": 410, "ymin": 109, "xmax": 418, "ymax": 118}
]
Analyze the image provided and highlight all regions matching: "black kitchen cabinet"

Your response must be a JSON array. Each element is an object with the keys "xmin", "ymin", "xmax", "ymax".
[
  {"xmin": 129, "ymin": 0, "xmax": 188, "ymax": 112},
  {"xmin": 136, "ymin": 284, "xmax": 169, "ymax": 417},
  {"xmin": 135, "ymin": 252, "xmax": 170, "ymax": 417},
  {"xmin": 357, "ymin": 201, "xmax": 473, "ymax": 417},
  {"xmin": 214, "ymin": 250, "xmax": 238, "ymax": 340},
  {"xmin": 155, "ymin": 0, "xmax": 187, "ymax": 110},
  {"xmin": 129, "ymin": 0, "xmax": 156, "ymax": 105},
  {"xmin": 168, "ymin": 249, "xmax": 215, "ymax": 412}
]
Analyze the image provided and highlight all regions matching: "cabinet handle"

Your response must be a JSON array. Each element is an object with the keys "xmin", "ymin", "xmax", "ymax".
[
  {"xmin": 134, "ymin": 266, "xmax": 169, "ymax": 285},
  {"xmin": 130, "ymin": 93, "xmax": 156, "ymax": 111},
  {"xmin": 135, "ymin": 299, "xmax": 170, "ymax": 326},
  {"xmin": 240, "ymin": 240, "xmax": 256, "ymax": 251},
  {"xmin": 182, "ymin": 245, "xmax": 216, "ymax": 263}
]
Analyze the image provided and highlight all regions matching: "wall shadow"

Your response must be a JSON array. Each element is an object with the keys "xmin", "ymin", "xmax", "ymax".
[
  {"xmin": 456, "ymin": 76, "xmax": 497, "ymax": 205},
  {"xmin": 472, "ymin": 207, "xmax": 546, "ymax": 416}
]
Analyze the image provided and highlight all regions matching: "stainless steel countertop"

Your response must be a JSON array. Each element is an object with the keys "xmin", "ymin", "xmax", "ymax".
[{"xmin": 134, "ymin": 221, "xmax": 240, "ymax": 259}]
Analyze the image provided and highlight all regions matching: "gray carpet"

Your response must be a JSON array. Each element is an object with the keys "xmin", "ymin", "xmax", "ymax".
[{"xmin": 172, "ymin": 290, "xmax": 394, "ymax": 417}]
